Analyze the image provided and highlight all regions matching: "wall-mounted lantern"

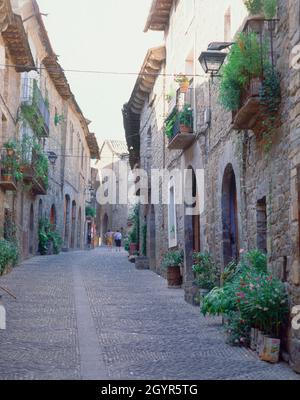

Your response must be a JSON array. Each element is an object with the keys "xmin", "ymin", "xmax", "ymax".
[
  {"xmin": 47, "ymin": 151, "xmax": 58, "ymax": 166},
  {"xmin": 198, "ymin": 42, "xmax": 234, "ymax": 77}
]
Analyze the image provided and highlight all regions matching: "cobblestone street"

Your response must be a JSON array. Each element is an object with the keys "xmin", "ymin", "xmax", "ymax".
[{"xmin": 0, "ymin": 247, "xmax": 299, "ymax": 380}]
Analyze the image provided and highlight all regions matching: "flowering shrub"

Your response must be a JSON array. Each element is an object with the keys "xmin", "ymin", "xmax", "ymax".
[{"xmin": 201, "ymin": 249, "xmax": 288, "ymax": 346}]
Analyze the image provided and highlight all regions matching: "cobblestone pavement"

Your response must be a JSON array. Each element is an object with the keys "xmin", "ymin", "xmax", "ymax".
[{"xmin": 0, "ymin": 247, "xmax": 299, "ymax": 380}]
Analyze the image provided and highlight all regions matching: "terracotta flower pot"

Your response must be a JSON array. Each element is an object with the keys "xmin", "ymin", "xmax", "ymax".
[
  {"xmin": 180, "ymin": 81, "xmax": 189, "ymax": 94},
  {"xmin": 129, "ymin": 243, "xmax": 137, "ymax": 256},
  {"xmin": 167, "ymin": 265, "xmax": 182, "ymax": 288},
  {"xmin": 180, "ymin": 124, "xmax": 191, "ymax": 133},
  {"xmin": 1, "ymin": 174, "xmax": 13, "ymax": 183},
  {"xmin": 6, "ymin": 149, "xmax": 14, "ymax": 157}
]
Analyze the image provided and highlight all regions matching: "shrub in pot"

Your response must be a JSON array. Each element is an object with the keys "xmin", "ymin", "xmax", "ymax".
[
  {"xmin": 174, "ymin": 73, "xmax": 190, "ymax": 94},
  {"xmin": 162, "ymin": 250, "xmax": 184, "ymax": 289},
  {"xmin": 192, "ymin": 252, "xmax": 219, "ymax": 299}
]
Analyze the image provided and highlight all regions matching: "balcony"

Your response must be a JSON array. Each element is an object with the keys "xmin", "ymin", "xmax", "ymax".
[
  {"xmin": 0, "ymin": 169, "xmax": 17, "ymax": 192},
  {"xmin": 21, "ymin": 78, "xmax": 50, "ymax": 137},
  {"xmin": 166, "ymin": 106, "xmax": 195, "ymax": 151},
  {"xmin": 21, "ymin": 164, "xmax": 47, "ymax": 196},
  {"xmin": 232, "ymin": 77, "xmax": 263, "ymax": 132}
]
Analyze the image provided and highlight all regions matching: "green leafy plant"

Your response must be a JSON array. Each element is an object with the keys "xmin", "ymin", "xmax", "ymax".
[
  {"xmin": 192, "ymin": 252, "xmax": 220, "ymax": 291},
  {"xmin": 219, "ymin": 32, "xmax": 267, "ymax": 111},
  {"xmin": 4, "ymin": 140, "xmax": 17, "ymax": 151},
  {"xmin": 174, "ymin": 73, "xmax": 189, "ymax": 84},
  {"xmin": 38, "ymin": 218, "xmax": 63, "ymax": 256},
  {"xmin": 54, "ymin": 113, "xmax": 65, "ymax": 126},
  {"xmin": 243, "ymin": 0, "xmax": 277, "ymax": 18},
  {"xmin": 263, "ymin": 0, "xmax": 277, "ymax": 19},
  {"xmin": 201, "ymin": 249, "xmax": 288, "ymax": 346},
  {"xmin": 0, "ymin": 239, "xmax": 18, "ymax": 275},
  {"xmin": 164, "ymin": 109, "xmax": 178, "ymax": 139},
  {"xmin": 86, "ymin": 206, "xmax": 96, "ymax": 218},
  {"xmin": 179, "ymin": 104, "xmax": 193, "ymax": 128},
  {"xmin": 259, "ymin": 65, "xmax": 281, "ymax": 152},
  {"xmin": 243, "ymin": 0, "xmax": 263, "ymax": 14},
  {"xmin": 127, "ymin": 203, "xmax": 140, "ymax": 249},
  {"xmin": 162, "ymin": 250, "xmax": 184, "ymax": 269},
  {"xmin": 33, "ymin": 142, "xmax": 49, "ymax": 189}
]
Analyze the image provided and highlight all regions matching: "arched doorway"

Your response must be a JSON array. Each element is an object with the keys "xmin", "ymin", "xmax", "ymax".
[
  {"xmin": 149, "ymin": 205, "xmax": 156, "ymax": 271},
  {"xmin": 102, "ymin": 213, "xmax": 108, "ymax": 244},
  {"xmin": 222, "ymin": 164, "xmax": 239, "ymax": 267},
  {"xmin": 71, "ymin": 201, "xmax": 76, "ymax": 249},
  {"xmin": 38, "ymin": 199, "xmax": 43, "ymax": 221},
  {"xmin": 50, "ymin": 204, "xmax": 56, "ymax": 226},
  {"xmin": 64, "ymin": 195, "xmax": 71, "ymax": 248},
  {"xmin": 77, "ymin": 207, "xmax": 82, "ymax": 249},
  {"xmin": 29, "ymin": 204, "xmax": 34, "ymax": 255},
  {"xmin": 184, "ymin": 167, "xmax": 200, "ymax": 304}
]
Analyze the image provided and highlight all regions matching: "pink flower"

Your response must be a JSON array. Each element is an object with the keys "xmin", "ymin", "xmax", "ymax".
[
  {"xmin": 237, "ymin": 292, "xmax": 245, "ymax": 299},
  {"xmin": 240, "ymin": 249, "xmax": 245, "ymax": 254}
]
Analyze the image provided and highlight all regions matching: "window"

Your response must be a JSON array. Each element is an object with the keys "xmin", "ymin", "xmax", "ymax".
[
  {"xmin": 224, "ymin": 6, "xmax": 232, "ymax": 42},
  {"xmin": 257, "ymin": 197, "xmax": 267, "ymax": 254},
  {"xmin": 168, "ymin": 183, "xmax": 177, "ymax": 248},
  {"xmin": 69, "ymin": 122, "xmax": 74, "ymax": 153}
]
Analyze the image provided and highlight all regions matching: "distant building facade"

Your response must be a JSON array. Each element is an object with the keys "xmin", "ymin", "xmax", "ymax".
[{"xmin": 95, "ymin": 140, "xmax": 130, "ymax": 244}]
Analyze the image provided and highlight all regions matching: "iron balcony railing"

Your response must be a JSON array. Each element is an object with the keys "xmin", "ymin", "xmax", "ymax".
[{"xmin": 21, "ymin": 77, "xmax": 50, "ymax": 136}]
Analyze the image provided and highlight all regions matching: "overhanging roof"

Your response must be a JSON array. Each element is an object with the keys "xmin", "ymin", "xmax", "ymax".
[
  {"xmin": 0, "ymin": 0, "xmax": 35, "ymax": 72},
  {"xmin": 42, "ymin": 55, "xmax": 72, "ymax": 100},
  {"xmin": 128, "ymin": 46, "xmax": 165, "ymax": 114},
  {"xmin": 123, "ymin": 46, "xmax": 165, "ymax": 169},
  {"xmin": 144, "ymin": 0, "xmax": 173, "ymax": 32},
  {"xmin": 86, "ymin": 132, "xmax": 100, "ymax": 160}
]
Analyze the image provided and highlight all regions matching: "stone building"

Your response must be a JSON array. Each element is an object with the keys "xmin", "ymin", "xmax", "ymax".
[
  {"xmin": 0, "ymin": 0, "xmax": 100, "ymax": 259},
  {"xmin": 95, "ymin": 140, "xmax": 130, "ymax": 244},
  {"xmin": 123, "ymin": 0, "xmax": 300, "ymax": 372}
]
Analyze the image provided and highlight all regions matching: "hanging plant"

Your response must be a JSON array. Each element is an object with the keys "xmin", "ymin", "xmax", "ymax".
[
  {"xmin": 19, "ymin": 104, "xmax": 46, "ymax": 138},
  {"xmin": 54, "ymin": 112, "xmax": 65, "ymax": 126},
  {"xmin": 259, "ymin": 65, "xmax": 281, "ymax": 152},
  {"xmin": 243, "ymin": 0, "xmax": 277, "ymax": 19}
]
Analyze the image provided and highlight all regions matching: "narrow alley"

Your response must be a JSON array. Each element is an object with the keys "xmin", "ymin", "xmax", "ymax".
[{"xmin": 0, "ymin": 248, "xmax": 298, "ymax": 380}]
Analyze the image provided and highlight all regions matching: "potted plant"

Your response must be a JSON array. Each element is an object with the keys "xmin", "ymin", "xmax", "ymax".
[
  {"xmin": 174, "ymin": 73, "xmax": 190, "ymax": 94},
  {"xmin": 179, "ymin": 105, "xmax": 193, "ymax": 133},
  {"xmin": 192, "ymin": 252, "xmax": 219, "ymax": 298},
  {"xmin": 4, "ymin": 140, "xmax": 16, "ymax": 157},
  {"xmin": 162, "ymin": 250, "xmax": 184, "ymax": 288},
  {"xmin": 243, "ymin": 0, "xmax": 277, "ymax": 19}
]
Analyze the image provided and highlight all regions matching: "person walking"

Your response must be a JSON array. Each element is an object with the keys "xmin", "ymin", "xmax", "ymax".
[
  {"xmin": 105, "ymin": 230, "xmax": 114, "ymax": 251},
  {"xmin": 114, "ymin": 230, "xmax": 122, "ymax": 252}
]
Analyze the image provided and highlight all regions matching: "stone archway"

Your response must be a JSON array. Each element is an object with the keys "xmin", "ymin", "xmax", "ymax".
[
  {"xmin": 222, "ymin": 164, "xmax": 239, "ymax": 267},
  {"xmin": 64, "ymin": 195, "xmax": 71, "ymax": 248}
]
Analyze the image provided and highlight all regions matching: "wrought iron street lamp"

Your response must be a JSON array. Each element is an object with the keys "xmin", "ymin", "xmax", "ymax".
[
  {"xmin": 198, "ymin": 42, "xmax": 234, "ymax": 76},
  {"xmin": 198, "ymin": 51, "xmax": 227, "ymax": 76},
  {"xmin": 47, "ymin": 151, "xmax": 58, "ymax": 166}
]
